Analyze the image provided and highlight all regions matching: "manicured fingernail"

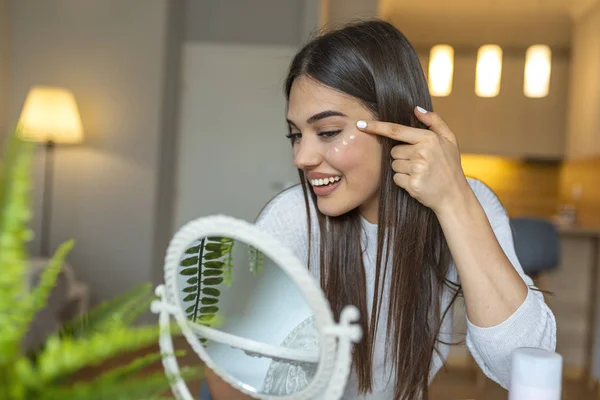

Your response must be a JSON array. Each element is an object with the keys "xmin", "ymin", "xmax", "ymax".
[
  {"xmin": 416, "ymin": 106, "xmax": 428, "ymax": 114},
  {"xmin": 356, "ymin": 120, "xmax": 367, "ymax": 129}
]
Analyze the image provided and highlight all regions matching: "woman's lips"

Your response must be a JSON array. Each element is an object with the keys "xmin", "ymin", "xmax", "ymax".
[{"xmin": 312, "ymin": 178, "xmax": 342, "ymax": 196}]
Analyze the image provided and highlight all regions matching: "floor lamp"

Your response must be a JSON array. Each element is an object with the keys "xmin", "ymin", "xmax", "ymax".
[{"xmin": 17, "ymin": 86, "xmax": 84, "ymax": 257}]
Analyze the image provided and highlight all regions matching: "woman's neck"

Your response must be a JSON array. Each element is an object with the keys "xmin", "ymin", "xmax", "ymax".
[{"xmin": 359, "ymin": 195, "xmax": 379, "ymax": 224}]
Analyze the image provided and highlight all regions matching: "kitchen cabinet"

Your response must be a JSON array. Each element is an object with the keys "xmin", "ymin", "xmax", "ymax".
[{"xmin": 420, "ymin": 52, "xmax": 569, "ymax": 159}]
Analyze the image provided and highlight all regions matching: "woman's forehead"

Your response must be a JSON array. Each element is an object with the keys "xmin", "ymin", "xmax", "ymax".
[{"xmin": 287, "ymin": 76, "xmax": 368, "ymax": 122}]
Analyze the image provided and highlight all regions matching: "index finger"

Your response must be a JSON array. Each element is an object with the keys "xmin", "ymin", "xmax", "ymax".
[{"xmin": 356, "ymin": 120, "xmax": 427, "ymax": 144}]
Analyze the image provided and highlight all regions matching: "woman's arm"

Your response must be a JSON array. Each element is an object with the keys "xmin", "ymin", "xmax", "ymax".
[
  {"xmin": 444, "ymin": 179, "xmax": 556, "ymax": 387},
  {"xmin": 435, "ymin": 180, "xmax": 527, "ymax": 326}
]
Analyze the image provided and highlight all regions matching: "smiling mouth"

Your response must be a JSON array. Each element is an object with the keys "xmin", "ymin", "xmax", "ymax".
[
  {"xmin": 309, "ymin": 176, "xmax": 343, "ymax": 197},
  {"xmin": 309, "ymin": 176, "xmax": 342, "ymax": 187}
]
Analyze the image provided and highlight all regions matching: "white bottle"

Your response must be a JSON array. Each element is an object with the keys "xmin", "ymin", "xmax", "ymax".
[{"xmin": 509, "ymin": 348, "xmax": 563, "ymax": 400}]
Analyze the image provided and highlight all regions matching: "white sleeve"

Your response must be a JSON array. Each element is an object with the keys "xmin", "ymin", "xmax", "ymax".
[
  {"xmin": 254, "ymin": 185, "xmax": 311, "ymax": 266},
  {"xmin": 464, "ymin": 179, "xmax": 557, "ymax": 389}
]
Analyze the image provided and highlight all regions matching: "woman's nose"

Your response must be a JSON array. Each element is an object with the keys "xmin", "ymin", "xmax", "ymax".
[{"xmin": 294, "ymin": 138, "xmax": 323, "ymax": 170}]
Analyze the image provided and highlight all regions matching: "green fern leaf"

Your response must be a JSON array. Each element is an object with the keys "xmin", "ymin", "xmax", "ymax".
[
  {"xmin": 185, "ymin": 244, "xmax": 201, "ymax": 254},
  {"xmin": 202, "ymin": 269, "xmax": 223, "ymax": 277},
  {"xmin": 203, "ymin": 277, "xmax": 223, "ymax": 285},
  {"xmin": 0, "ymin": 131, "xmax": 35, "ymax": 364},
  {"xmin": 39, "ymin": 367, "xmax": 198, "ymax": 400},
  {"xmin": 203, "ymin": 261, "xmax": 224, "ymax": 269},
  {"xmin": 180, "ymin": 267, "xmax": 198, "ymax": 276},
  {"xmin": 202, "ymin": 288, "xmax": 220, "ymax": 296},
  {"xmin": 182, "ymin": 294, "xmax": 196, "ymax": 302},
  {"xmin": 60, "ymin": 283, "xmax": 154, "ymax": 338},
  {"xmin": 180, "ymin": 256, "xmax": 198, "ymax": 266},
  {"xmin": 15, "ymin": 240, "xmax": 74, "ymax": 343},
  {"xmin": 36, "ymin": 325, "xmax": 162, "ymax": 385}
]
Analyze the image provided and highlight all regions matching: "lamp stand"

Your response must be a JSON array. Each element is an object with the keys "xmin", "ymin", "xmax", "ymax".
[{"xmin": 40, "ymin": 141, "xmax": 55, "ymax": 257}]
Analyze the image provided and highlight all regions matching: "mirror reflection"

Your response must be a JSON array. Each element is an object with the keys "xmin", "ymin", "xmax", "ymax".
[{"xmin": 176, "ymin": 236, "xmax": 320, "ymax": 396}]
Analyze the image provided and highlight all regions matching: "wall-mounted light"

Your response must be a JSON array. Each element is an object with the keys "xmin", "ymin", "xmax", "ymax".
[
  {"xmin": 475, "ymin": 45, "xmax": 503, "ymax": 98},
  {"xmin": 428, "ymin": 45, "xmax": 454, "ymax": 97},
  {"xmin": 524, "ymin": 45, "xmax": 552, "ymax": 98}
]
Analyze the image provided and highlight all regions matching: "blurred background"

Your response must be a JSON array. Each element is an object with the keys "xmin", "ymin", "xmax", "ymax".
[{"xmin": 1, "ymin": 0, "xmax": 599, "ymax": 398}]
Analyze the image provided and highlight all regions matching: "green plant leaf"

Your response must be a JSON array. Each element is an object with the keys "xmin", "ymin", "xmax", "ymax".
[
  {"xmin": 197, "ymin": 314, "xmax": 215, "ymax": 323},
  {"xmin": 183, "ymin": 286, "xmax": 198, "ymax": 293},
  {"xmin": 60, "ymin": 283, "xmax": 154, "ymax": 338},
  {"xmin": 180, "ymin": 267, "xmax": 198, "ymax": 276},
  {"xmin": 91, "ymin": 350, "xmax": 184, "ymax": 383},
  {"xmin": 201, "ymin": 298, "xmax": 218, "ymax": 305},
  {"xmin": 185, "ymin": 305, "xmax": 195, "ymax": 314},
  {"xmin": 207, "ymin": 237, "xmax": 231, "ymax": 243},
  {"xmin": 182, "ymin": 294, "xmax": 196, "ymax": 302},
  {"xmin": 202, "ymin": 269, "xmax": 223, "ymax": 277},
  {"xmin": 203, "ymin": 261, "xmax": 224, "ymax": 269},
  {"xmin": 203, "ymin": 251, "xmax": 223, "ymax": 260},
  {"xmin": 39, "ymin": 367, "xmax": 198, "ymax": 400},
  {"xmin": 180, "ymin": 257, "xmax": 198, "ymax": 267},
  {"xmin": 37, "ymin": 325, "xmax": 162, "ymax": 384},
  {"xmin": 16, "ymin": 240, "xmax": 74, "ymax": 342},
  {"xmin": 202, "ymin": 288, "xmax": 220, "ymax": 296},
  {"xmin": 203, "ymin": 277, "xmax": 223, "ymax": 285},
  {"xmin": 200, "ymin": 306, "xmax": 219, "ymax": 314},
  {"xmin": 185, "ymin": 244, "xmax": 201, "ymax": 254},
  {"xmin": 0, "ymin": 131, "xmax": 35, "ymax": 364},
  {"xmin": 186, "ymin": 277, "xmax": 198, "ymax": 285}
]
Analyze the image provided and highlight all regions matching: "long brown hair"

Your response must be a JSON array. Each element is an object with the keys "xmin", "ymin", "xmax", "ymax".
[{"xmin": 284, "ymin": 20, "xmax": 461, "ymax": 399}]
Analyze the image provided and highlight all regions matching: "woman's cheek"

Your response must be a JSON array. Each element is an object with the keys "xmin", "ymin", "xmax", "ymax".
[{"xmin": 325, "ymin": 130, "xmax": 373, "ymax": 169}]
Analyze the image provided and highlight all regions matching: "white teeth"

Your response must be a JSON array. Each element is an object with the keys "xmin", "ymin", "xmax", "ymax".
[{"xmin": 310, "ymin": 176, "xmax": 342, "ymax": 186}]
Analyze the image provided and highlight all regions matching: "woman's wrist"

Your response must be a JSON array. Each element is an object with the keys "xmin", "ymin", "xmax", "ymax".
[{"xmin": 434, "ymin": 177, "xmax": 476, "ymax": 221}]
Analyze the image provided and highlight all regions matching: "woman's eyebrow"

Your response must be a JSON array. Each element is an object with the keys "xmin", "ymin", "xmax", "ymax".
[
  {"xmin": 286, "ymin": 110, "xmax": 348, "ymax": 128},
  {"xmin": 306, "ymin": 110, "xmax": 347, "ymax": 124}
]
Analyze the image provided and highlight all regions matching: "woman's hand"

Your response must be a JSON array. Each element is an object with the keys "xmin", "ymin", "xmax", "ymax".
[{"xmin": 356, "ymin": 106, "xmax": 470, "ymax": 215}]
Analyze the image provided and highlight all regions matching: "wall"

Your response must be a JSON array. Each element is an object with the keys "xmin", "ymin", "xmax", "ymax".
[
  {"xmin": 185, "ymin": 0, "xmax": 305, "ymax": 46},
  {"xmin": 418, "ymin": 50, "xmax": 570, "ymax": 159},
  {"xmin": 8, "ymin": 0, "xmax": 177, "ymax": 304},
  {"xmin": 324, "ymin": 0, "xmax": 379, "ymax": 27},
  {"xmin": 559, "ymin": 158, "xmax": 600, "ymax": 227},
  {"xmin": 173, "ymin": 1, "xmax": 310, "ymax": 228},
  {"xmin": 559, "ymin": 1, "xmax": 600, "ymax": 228},
  {"xmin": 462, "ymin": 155, "xmax": 561, "ymax": 218},
  {"xmin": 565, "ymin": 1, "xmax": 600, "ymax": 160},
  {"xmin": 0, "ymin": 0, "xmax": 10, "ymax": 136}
]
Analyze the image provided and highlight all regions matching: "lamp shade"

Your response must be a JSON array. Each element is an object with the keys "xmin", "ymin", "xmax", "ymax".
[{"xmin": 18, "ymin": 86, "xmax": 84, "ymax": 144}]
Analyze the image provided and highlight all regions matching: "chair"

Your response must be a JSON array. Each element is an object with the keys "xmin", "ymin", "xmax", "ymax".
[{"xmin": 510, "ymin": 217, "xmax": 561, "ymax": 279}]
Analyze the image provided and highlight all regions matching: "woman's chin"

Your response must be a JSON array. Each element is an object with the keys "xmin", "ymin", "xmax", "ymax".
[{"xmin": 316, "ymin": 200, "xmax": 352, "ymax": 218}]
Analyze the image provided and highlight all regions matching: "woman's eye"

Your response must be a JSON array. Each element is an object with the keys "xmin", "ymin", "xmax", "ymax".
[
  {"xmin": 319, "ymin": 130, "xmax": 342, "ymax": 139},
  {"xmin": 285, "ymin": 132, "xmax": 301, "ymax": 142}
]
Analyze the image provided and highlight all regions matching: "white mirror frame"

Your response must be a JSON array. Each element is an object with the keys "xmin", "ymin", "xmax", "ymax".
[{"xmin": 151, "ymin": 215, "xmax": 363, "ymax": 400}]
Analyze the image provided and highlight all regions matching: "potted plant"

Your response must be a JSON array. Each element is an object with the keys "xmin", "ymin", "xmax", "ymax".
[{"xmin": 0, "ymin": 129, "xmax": 197, "ymax": 400}]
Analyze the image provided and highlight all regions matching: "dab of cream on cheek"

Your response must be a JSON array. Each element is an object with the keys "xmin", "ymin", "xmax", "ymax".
[{"xmin": 325, "ymin": 132, "xmax": 358, "ymax": 160}]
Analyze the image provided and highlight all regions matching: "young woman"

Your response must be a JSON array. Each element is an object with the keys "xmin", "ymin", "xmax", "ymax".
[{"xmin": 205, "ymin": 19, "xmax": 556, "ymax": 400}]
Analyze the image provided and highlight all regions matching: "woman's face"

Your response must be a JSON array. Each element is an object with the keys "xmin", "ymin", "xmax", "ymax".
[{"xmin": 287, "ymin": 76, "xmax": 383, "ymax": 223}]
